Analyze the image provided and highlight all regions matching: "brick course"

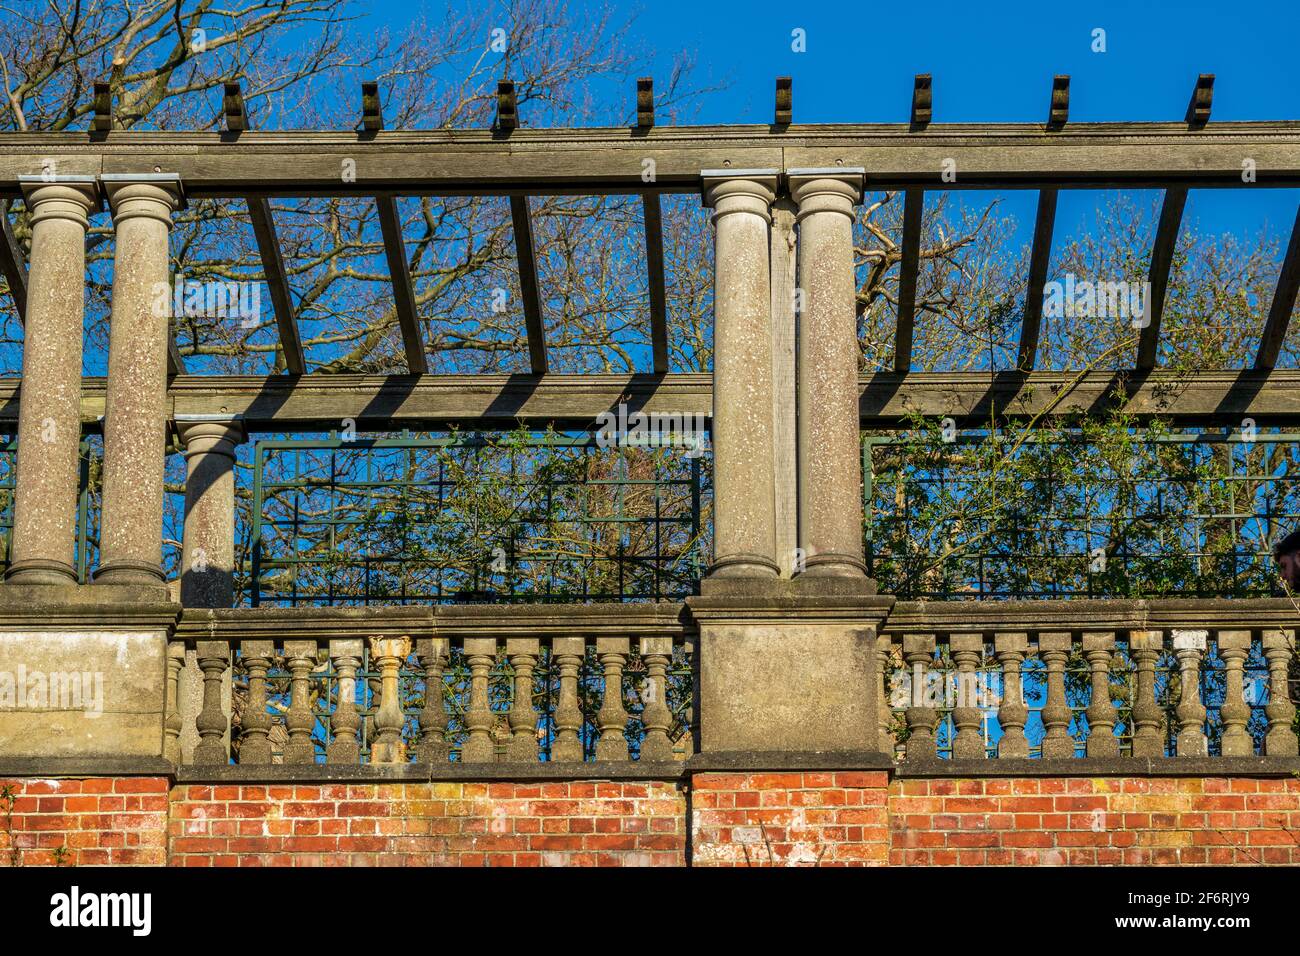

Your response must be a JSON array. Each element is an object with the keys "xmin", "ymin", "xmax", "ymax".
[{"xmin": 0, "ymin": 776, "xmax": 169, "ymax": 866}]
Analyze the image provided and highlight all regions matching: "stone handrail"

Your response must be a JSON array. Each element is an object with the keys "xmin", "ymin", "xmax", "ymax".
[
  {"xmin": 878, "ymin": 598, "xmax": 1299, "ymax": 761},
  {"xmin": 170, "ymin": 604, "xmax": 695, "ymax": 767}
]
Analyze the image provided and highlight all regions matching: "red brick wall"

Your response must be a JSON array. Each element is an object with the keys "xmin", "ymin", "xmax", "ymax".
[
  {"xmin": 691, "ymin": 772, "xmax": 890, "ymax": 866},
  {"xmin": 169, "ymin": 781, "xmax": 686, "ymax": 867},
  {"xmin": 890, "ymin": 776, "xmax": 1300, "ymax": 866},
  {"xmin": 0, "ymin": 777, "xmax": 169, "ymax": 866}
]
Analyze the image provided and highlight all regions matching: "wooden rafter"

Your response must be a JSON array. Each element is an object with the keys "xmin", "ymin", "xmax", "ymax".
[
  {"xmin": 894, "ymin": 188, "xmax": 923, "ymax": 372},
  {"xmin": 510, "ymin": 195, "xmax": 546, "ymax": 375},
  {"xmin": 0, "ymin": 199, "xmax": 26, "ymax": 324},
  {"xmin": 375, "ymin": 194, "xmax": 427, "ymax": 374},
  {"xmin": 1017, "ymin": 188, "xmax": 1058, "ymax": 370},
  {"xmin": 1256, "ymin": 203, "xmax": 1300, "ymax": 369},
  {"xmin": 1136, "ymin": 186, "xmax": 1188, "ymax": 370},
  {"xmin": 247, "ymin": 196, "xmax": 305, "ymax": 375},
  {"xmin": 642, "ymin": 193, "xmax": 669, "ymax": 373}
]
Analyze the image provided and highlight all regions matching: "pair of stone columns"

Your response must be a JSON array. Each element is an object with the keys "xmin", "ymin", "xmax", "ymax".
[
  {"xmin": 703, "ymin": 168, "xmax": 867, "ymax": 583},
  {"xmin": 6, "ymin": 174, "xmax": 242, "ymax": 608}
]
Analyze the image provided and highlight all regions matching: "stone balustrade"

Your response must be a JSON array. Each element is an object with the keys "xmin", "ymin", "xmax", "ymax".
[
  {"xmin": 879, "ymin": 599, "xmax": 1300, "ymax": 761},
  {"xmin": 169, "ymin": 605, "xmax": 694, "ymax": 766}
]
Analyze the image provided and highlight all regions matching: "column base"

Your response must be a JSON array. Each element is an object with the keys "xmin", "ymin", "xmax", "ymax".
[
  {"xmin": 798, "ymin": 552, "xmax": 870, "ymax": 578},
  {"xmin": 706, "ymin": 553, "xmax": 780, "ymax": 579},
  {"xmin": 94, "ymin": 559, "xmax": 166, "ymax": 586},
  {"xmin": 4, "ymin": 558, "xmax": 78, "ymax": 586}
]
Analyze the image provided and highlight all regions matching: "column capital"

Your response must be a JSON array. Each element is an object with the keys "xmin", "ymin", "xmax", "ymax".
[
  {"xmin": 101, "ymin": 173, "xmax": 186, "ymax": 225},
  {"xmin": 701, "ymin": 169, "xmax": 778, "ymax": 220},
  {"xmin": 788, "ymin": 167, "xmax": 865, "ymax": 220},
  {"xmin": 175, "ymin": 417, "xmax": 246, "ymax": 460},
  {"xmin": 18, "ymin": 175, "xmax": 101, "ymax": 227}
]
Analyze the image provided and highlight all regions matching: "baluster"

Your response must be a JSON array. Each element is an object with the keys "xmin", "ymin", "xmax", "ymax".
[
  {"xmin": 676, "ymin": 639, "xmax": 696, "ymax": 759},
  {"xmin": 462, "ymin": 637, "xmax": 497, "ymax": 762},
  {"xmin": 595, "ymin": 637, "xmax": 630, "ymax": 761},
  {"xmin": 506, "ymin": 637, "xmax": 540, "ymax": 761},
  {"xmin": 415, "ymin": 637, "xmax": 450, "ymax": 763},
  {"xmin": 370, "ymin": 635, "xmax": 411, "ymax": 764},
  {"xmin": 1039, "ymin": 632, "xmax": 1074, "ymax": 759},
  {"xmin": 994, "ymin": 632, "xmax": 1029, "ymax": 758},
  {"xmin": 1263, "ymin": 629, "xmax": 1298, "ymax": 756},
  {"xmin": 1172, "ymin": 629, "xmax": 1208, "ymax": 757},
  {"xmin": 878, "ymin": 633, "xmax": 897, "ymax": 755},
  {"xmin": 239, "ymin": 640, "xmax": 274, "ymax": 764},
  {"xmin": 1082, "ymin": 632, "xmax": 1119, "ymax": 758},
  {"xmin": 950, "ymin": 632, "xmax": 985, "ymax": 759},
  {"xmin": 639, "ymin": 636, "xmax": 674, "ymax": 761},
  {"xmin": 194, "ymin": 641, "xmax": 230, "ymax": 765},
  {"xmin": 1217, "ymin": 630, "xmax": 1253, "ymax": 757},
  {"xmin": 902, "ymin": 634, "xmax": 938, "ymax": 760},
  {"xmin": 283, "ymin": 640, "xmax": 318, "ymax": 764},
  {"xmin": 1130, "ymin": 629, "xmax": 1165, "ymax": 757},
  {"xmin": 164, "ymin": 641, "xmax": 184, "ymax": 764},
  {"xmin": 1263, "ymin": 632, "xmax": 1294, "ymax": 759},
  {"xmin": 552, "ymin": 637, "xmax": 585, "ymax": 761},
  {"xmin": 327, "ymin": 639, "xmax": 362, "ymax": 764}
]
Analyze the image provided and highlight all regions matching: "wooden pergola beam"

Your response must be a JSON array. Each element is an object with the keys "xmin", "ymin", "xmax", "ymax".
[
  {"xmin": 1256, "ymin": 203, "xmax": 1300, "ymax": 370},
  {"xmin": 1136, "ymin": 186, "xmax": 1188, "ymax": 370},
  {"xmin": 375, "ymin": 194, "xmax": 428, "ymax": 374},
  {"xmin": 0, "ymin": 199, "xmax": 26, "ymax": 323},
  {"xmin": 1018, "ymin": 187, "xmax": 1057, "ymax": 370},
  {"xmin": 509, "ymin": 195, "xmax": 547, "ymax": 374},
  {"xmin": 7, "ymin": 369, "xmax": 1300, "ymax": 432},
  {"xmin": 894, "ymin": 188, "xmax": 923, "ymax": 372},
  {"xmin": 246, "ymin": 196, "xmax": 306, "ymax": 375},
  {"xmin": 6, "ymin": 124, "xmax": 1299, "ymax": 195},
  {"xmin": 642, "ymin": 193, "xmax": 669, "ymax": 373}
]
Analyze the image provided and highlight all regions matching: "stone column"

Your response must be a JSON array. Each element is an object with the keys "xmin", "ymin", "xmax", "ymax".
[
  {"xmin": 94, "ymin": 174, "xmax": 184, "ymax": 587},
  {"xmin": 177, "ymin": 418, "xmax": 245, "ymax": 607},
  {"xmin": 790, "ymin": 169, "xmax": 868, "ymax": 578},
  {"xmin": 5, "ymin": 177, "xmax": 100, "ymax": 585},
  {"xmin": 702, "ymin": 171, "xmax": 779, "ymax": 579}
]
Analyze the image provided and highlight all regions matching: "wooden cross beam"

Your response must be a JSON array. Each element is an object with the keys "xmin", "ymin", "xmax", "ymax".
[
  {"xmin": 247, "ymin": 197, "xmax": 306, "ymax": 374},
  {"xmin": 1047, "ymin": 75, "xmax": 1069, "ymax": 130},
  {"xmin": 1256, "ymin": 203, "xmax": 1300, "ymax": 370},
  {"xmin": 911, "ymin": 75, "xmax": 932, "ymax": 129},
  {"xmin": 510, "ymin": 195, "xmax": 546, "ymax": 374},
  {"xmin": 1018, "ymin": 187, "xmax": 1058, "ymax": 370},
  {"xmin": 91, "ymin": 81, "xmax": 112, "ymax": 132},
  {"xmin": 496, "ymin": 80, "xmax": 519, "ymax": 131},
  {"xmin": 775, "ymin": 77, "xmax": 792, "ymax": 126},
  {"xmin": 0, "ymin": 199, "xmax": 26, "ymax": 324},
  {"xmin": 361, "ymin": 81, "xmax": 383, "ymax": 132},
  {"xmin": 642, "ymin": 193, "xmax": 669, "ymax": 373},
  {"xmin": 894, "ymin": 188, "xmax": 924, "ymax": 372},
  {"xmin": 1186, "ymin": 74, "xmax": 1214, "ymax": 128},
  {"xmin": 1136, "ymin": 186, "xmax": 1188, "ymax": 370},
  {"xmin": 223, "ymin": 82, "xmax": 248, "ymax": 132},
  {"xmin": 636, "ymin": 77, "xmax": 654, "ymax": 128},
  {"xmin": 375, "ymin": 195, "xmax": 427, "ymax": 374}
]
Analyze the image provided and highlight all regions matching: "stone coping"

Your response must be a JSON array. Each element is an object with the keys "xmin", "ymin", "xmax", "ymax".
[
  {"xmin": 893, "ymin": 756, "xmax": 1300, "ymax": 778},
  {"xmin": 175, "ymin": 761, "xmax": 689, "ymax": 783}
]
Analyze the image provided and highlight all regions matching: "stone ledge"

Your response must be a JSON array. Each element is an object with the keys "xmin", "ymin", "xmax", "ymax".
[
  {"xmin": 686, "ymin": 750, "xmax": 896, "ymax": 773},
  {"xmin": 0, "ymin": 756, "xmax": 176, "ymax": 778},
  {"xmin": 175, "ymin": 761, "xmax": 688, "ymax": 783},
  {"xmin": 893, "ymin": 756, "xmax": 1300, "ymax": 778}
]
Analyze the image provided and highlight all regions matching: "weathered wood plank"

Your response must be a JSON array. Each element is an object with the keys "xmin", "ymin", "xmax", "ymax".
[
  {"xmin": 1255, "ymin": 203, "xmax": 1300, "ymax": 370},
  {"xmin": 246, "ymin": 196, "xmax": 306, "ymax": 375},
  {"xmin": 375, "ymin": 194, "xmax": 428, "ymax": 373},
  {"xmin": 0, "ymin": 199, "xmax": 26, "ymax": 323},
  {"xmin": 5, "ymin": 370, "xmax": 1300, "ymax": 431},
  {"xmin": 894, "ymin": 188, "xmax": 923, "ymax": 372},
  {"xmin": 642, "ymin": 193, "xmax": 669, "ymax": 373},
  {"xmin": 1017, "ymin": 188, "xmax": 1057, "ymax": 370},
  {"xmin": 1136, "ymin": 187, "xmax": 1188, "ymax": 370},
  {"xmin": 510, "ymin": 195, "xmax": 547, "ymax": 375}
]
